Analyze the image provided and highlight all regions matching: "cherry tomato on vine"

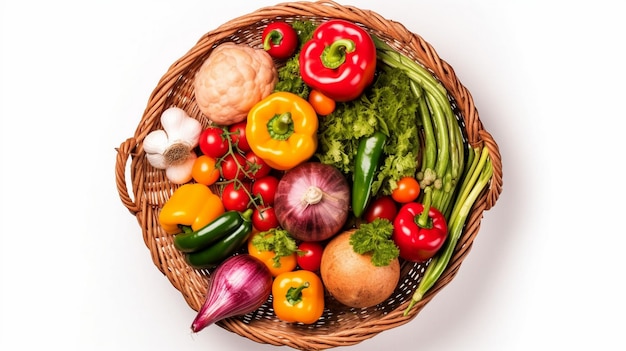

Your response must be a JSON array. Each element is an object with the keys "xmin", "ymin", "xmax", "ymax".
[
  {"xmin": 391, "ymin": 176, "xmax": 421, "ymax": 203},
  {"xmin": 245, "ymin": 151, "xmax": 271, "ymax": 179},
  {"xmin": 308, "ymin": 89, "xmax": 336, "ymax": 116},
  {"xmin": 191, "ymin": 155, "xmax": 220, "ymax": 186},
  {"xmin": 220, "ymin": 153, "xmax": 247, "ymax": 180},
  {"xmin": 296, "ymin": 241, "xmax": 324, "ymax": 271},
  {"xmin": 221, "ymin": 182, "xmax": 251, "ymax": 212},
  {"xmin": 261, "ymin": 21, "xmax": 298, "ymax": 60},
  {"xmin": 228, "ymin": 121, "xmax": 250, "ymax": 152},
  {"xmin": 198, "ymin": 126, "xmax": 228, "ymax": 158},
  {"xmin": 252, "ymin": 206, "xmax": 279, "ymax": 232},
  {"xmin": 251, "ymin": 175, "xmax": 279, "ymax": 205},
  {"xmin": 363, "ymin": 195, "xmax": 398, "ymax": 223}
]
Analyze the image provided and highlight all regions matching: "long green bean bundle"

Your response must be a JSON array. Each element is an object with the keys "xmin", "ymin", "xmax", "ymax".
[{"xmin": 373, "ymin": 37, "xmax": 493, "ymax": 315}]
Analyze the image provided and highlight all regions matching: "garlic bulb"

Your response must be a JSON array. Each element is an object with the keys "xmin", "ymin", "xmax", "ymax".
[{"xmin": 143, "ymin": 107, "xmax": 202, "ymax": 184}]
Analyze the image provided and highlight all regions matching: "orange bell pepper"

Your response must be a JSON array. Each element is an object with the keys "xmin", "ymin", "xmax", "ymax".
[
  {"xmin": 247, "ymin": 228, "xmax": 298, "ymax": 277},
  {"xmin": 158, "ymin": 183, "xmax": 224, "ymax": 234},
  {"xmin": 272, "ymin": 270, "xmax": 324, "ymax": 324},
  {"xmin": 246, "ymin": 91, "xmax": 318, "ymax": 170}
]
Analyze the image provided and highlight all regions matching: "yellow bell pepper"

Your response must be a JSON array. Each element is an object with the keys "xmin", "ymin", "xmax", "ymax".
[
  {"xmin": 246, "ymin": 91, "xmax": 318, "ymax": 170},
  {"xmin": 272, "ymin": 270, "xmax": 325, "ymax": 324},
  {"xmin": 158, "ymin": 183, "xmax": 224, "ymax": 235}
]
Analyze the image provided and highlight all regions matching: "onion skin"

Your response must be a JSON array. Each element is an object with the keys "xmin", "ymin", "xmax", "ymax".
[
  {"xmin": 274, "ymin": 162, "xmax": 350, "ymax": 242},
  {"xmin": 191, "ymin": 254, "xmax": 272, "ymax": 332}
]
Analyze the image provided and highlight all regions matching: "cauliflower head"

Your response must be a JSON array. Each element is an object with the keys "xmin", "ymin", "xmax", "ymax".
[{"xmin": 194, "ymin": 42, "xmax": 278, "ymax": 125}]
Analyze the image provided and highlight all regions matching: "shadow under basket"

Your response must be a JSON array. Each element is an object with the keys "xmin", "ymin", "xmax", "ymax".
[{"xmin": 114, "ymin": 1, "xmax": 503, "ymax": 350}]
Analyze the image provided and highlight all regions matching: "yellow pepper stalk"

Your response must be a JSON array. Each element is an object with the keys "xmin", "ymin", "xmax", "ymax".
[
  {"xmin": 158, "ymin": 183, "xmax": 224, "ymax": 234},
  {"xmin": 272, "ymin": 270, "xmax": 325, "ymax": 324},
  {"xmin": 246, "ymin": 91, "xmax": 318, "ymax": 170}
]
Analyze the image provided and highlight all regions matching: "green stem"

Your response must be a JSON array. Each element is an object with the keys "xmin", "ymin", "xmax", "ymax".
[
  {"xmin": 268, "ymin": 112, "xmax": 294, "ymax": 141},
  {"xmin": 263, "ymin": 30, "xmax": 283, "ymax": 51},
  {"xmin": 286, "ymin": 281, "xmax": 310, "ymax": 305},
  {"xmin": 215, "ymin": 128, "xmax": 260, "ymax": 208},
  {"xmin": 417, "ymin": 187, "xmax": 433, "ymax": 228},
  {"xmin": 273, "ymin": 113, "xmax": 292, "ymax": 134},
  {"xmin": 322, "ymin": 39, "xmax": 356, "ymax": 69}
]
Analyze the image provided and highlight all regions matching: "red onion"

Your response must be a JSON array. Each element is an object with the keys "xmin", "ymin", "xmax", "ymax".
[
  {"xmin": 191, "ymin": 254, "xmax": 272, "ymax": 332},
  {"xmin": 274, "ymin": 162, "xmax": 350, "ymax": 242}
]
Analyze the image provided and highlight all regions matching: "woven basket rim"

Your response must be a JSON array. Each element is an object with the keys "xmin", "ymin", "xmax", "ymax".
[{"xmin": 114, "ymin": 1, "xmax": 503, "ymax": 350}]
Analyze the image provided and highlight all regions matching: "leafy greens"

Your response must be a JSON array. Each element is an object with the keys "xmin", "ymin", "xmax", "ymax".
[{"xmin": 316, "ymin": 64, "xmax": 420, "ymax": 196}]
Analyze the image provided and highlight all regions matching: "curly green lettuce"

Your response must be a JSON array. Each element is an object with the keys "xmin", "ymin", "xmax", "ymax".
[
  {"xmin": 316, "ymin": 64, "xmax": 420, "ymax": 195},
  {"xmin": 349, "ymin": 218, "xmax": 398, "ymax": 267}
]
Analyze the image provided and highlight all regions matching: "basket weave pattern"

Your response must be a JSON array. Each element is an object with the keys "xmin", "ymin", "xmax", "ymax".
[{"xmin": 115, "ymin": 1, "xmax": 503, "ymax": 350}]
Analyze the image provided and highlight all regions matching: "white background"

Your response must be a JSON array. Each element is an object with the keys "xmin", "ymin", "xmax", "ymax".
[{"xmin": 1, "ymin": 0, "xmax": 624, "ymax": 350}]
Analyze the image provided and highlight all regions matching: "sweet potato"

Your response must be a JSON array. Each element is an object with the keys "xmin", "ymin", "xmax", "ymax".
[{"xmin": 320, "ymin": 230, "xmax": 400, "ymax": 308}]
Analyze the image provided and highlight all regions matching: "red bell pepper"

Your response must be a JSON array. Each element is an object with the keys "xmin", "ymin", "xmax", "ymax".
[
  {"xmin": 392, "ymin": 188, "xmax": 448, "ymax": 262},
  {"xmin": 298, "ymin": 19, "xmax": 376, "ymax": 102}
]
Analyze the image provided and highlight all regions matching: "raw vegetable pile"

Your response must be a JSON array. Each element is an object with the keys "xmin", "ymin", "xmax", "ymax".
[{"xmin": 145, "ymin": 18, "xmax": 494, "ymax": 331}]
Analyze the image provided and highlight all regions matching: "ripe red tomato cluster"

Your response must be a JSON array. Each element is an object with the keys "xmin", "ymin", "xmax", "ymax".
[{"xmin": 195, "ymin": 121, "xmax": 282, "ymax": 232}]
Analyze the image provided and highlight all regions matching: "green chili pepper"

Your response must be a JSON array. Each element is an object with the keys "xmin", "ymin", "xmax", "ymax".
[
  {"xmin": 185, "ymin": 209, "xmax": 254, "ymax": 268},
  {"xmin": 173, "ymin": 210, "xmax": 244, "ymax": 253},
  {"xmin": 352, "ymin": 132, "xmax": 387, "ymax": 218}
]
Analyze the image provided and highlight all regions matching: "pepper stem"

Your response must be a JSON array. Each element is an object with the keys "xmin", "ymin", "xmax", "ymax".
[
  {"xmin": 417, "ymin": 187, "xmax": 433, "ymax": 228},
  {"xmin": 321, "ymin": 39, "xmax": 356, "ymax": 69},
  {"xmin": 268, "ymin": 112, "xmax": 294, "ymax": 140},
  {"xmin": 286, "ymin": 281, "xmax": 310, "ymax": 305},
  {"xmin": 302, "ymin": 186, "xmax": 324, "ymax": 206},
  {"xmin": 241, "ymin": 208, "xmax": 253, "ymax": 221},
  {"xmin": 263, "ymin": 30, "xmax": 283, "ymax": 51}
]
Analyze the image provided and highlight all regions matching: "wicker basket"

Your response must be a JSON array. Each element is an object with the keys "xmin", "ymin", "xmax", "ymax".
[{"xmin": 114, "ymin": 1, "xmax": 503, "ymax": 349}]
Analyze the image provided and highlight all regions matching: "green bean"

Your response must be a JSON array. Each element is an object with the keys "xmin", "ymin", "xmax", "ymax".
[
  {"xmin": 373, "ymin": 38, "xmax": 448, "ymax": 102},
  {"xmin": 426, "ymin": 93, "xmax": 450, "ymax": 184},
  {"xmin": 411, "ymin": 81, "xmax": 436, "ymax": 172},
  {"xmin": 404, "ymin": 147, "xmax": 493, "ymax": 315},
  {"xmin": 374, "ymin": 36, "xmax": 492, "ymax": 317},
  {"xmin": 448, "ymin": 111, "xmax": 462, "ymax": 180}
]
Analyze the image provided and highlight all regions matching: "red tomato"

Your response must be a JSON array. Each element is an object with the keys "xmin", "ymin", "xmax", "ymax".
[
  {"xmin": 251, "ymin": 175, "xmax": 279, "ymax": 206},
  {"xmin": 198, "ymin": 127, "xmax": 229, "ymax": 158},
  {"xmin": 245, "ymin": 151, "xmax": 271, "ymax": 179},
  {"xmin": 308, "ymin": 89, "xmax": 336, "ymax": 116},
  {"xmin": 261, "ymin": 21, "xmax": 298, "ymax": 59},
  {"xmin": 191, "ymin": 155, "xmax": 220, "ymax": 186},
  {"xmin": 363, "ymin": 196, "xmax": 398, "ymax": 223},
  {"xmin": 251, "ymin": 206, "xmax": 279, "ymax": 232},
  {"xmin": 228, "ymin": 121, "xmax": 250, "ymax": 152},
  {"xmin": 221, "ymin": 182, "xmax": 251, "ymax": 212},
  {"xmin": 220, "ymin": 153, "xmax": 247, "ymax": 180},
  {"xmin": 296, "ymin": 241, "xmax": 324, "ymax": 271},
  {"xmin": 391, "ymin": 177, "xmax": 421, "ymax": 203}
]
